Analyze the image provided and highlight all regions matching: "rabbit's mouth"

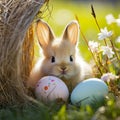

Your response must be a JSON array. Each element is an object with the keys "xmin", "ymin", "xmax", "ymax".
[
  {"xmin": 50, "ymin": 73, "xmax": 68, "ymax": 79},
  {"xmin": 49, "ymin": 71, "xmax": 70, "ymax": 79},
  {"xmin": 58, "ymin": 73, "xmax": 70, "ymax": 80}
]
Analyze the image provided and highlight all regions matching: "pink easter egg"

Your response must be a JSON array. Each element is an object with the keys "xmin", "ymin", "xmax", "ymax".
[{"xmin": 35, "ymin": 76, "xmax": 69, "ymax": 103}]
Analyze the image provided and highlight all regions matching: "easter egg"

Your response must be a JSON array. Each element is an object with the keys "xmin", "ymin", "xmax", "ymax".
[
  {"xmin": 71, "ymin": 78, "xmax": 108, "ymax": 107},
  {"xmin": 35, "ymin": 76, "xmax": 69, "ymax": 103}
]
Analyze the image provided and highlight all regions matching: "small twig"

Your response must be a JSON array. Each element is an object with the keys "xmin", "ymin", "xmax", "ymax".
[
  {"xmin": 91, "ymin": 4, "xmax": 100, "ymax": 31},
  {"xmin": 91, "ymin": 5, "xmax": 108, "ymax": 46},
  {"xmin": 75, "ymin": 15, "xmax": 102, "ymax": 76},
  {"xmin": 91, "ymin": 5, "xmax": 110, "ymax": 72},
  {"xmin": 110, "ymin": 39, "xmax": 120, "ymax": 66},
  {"xmin": 97, "ymin": 53, "xmax": 109, "ymax": 73}
]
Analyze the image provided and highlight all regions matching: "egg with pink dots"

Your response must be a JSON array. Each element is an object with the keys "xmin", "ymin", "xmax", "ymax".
[{"xmin": 35, "ymin": 76, "xmax": 69, "ymax": 103}]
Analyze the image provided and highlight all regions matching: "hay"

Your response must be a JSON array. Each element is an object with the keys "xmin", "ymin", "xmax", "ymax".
[{"xmin": 0, "ymin": 0, "xmax": 48, "ymax": 106}]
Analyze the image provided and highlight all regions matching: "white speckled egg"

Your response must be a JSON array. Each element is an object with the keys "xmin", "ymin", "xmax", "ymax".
[
  {"xmin": 35, "ymin": 76, "xmax": 69, "ymax": 103},
  {"xmin": 71, "ymin": 78, "xmax": 108, "ymax": 107}
]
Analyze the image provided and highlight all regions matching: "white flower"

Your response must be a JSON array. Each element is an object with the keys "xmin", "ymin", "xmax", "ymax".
[
  {"xmin": 105, "ymin": 14, "xmax": 115, "ymax": 25},
  {"xmin": 101, "ymin": 46, "xmax": 114, "ymax": 58},
  {"xmin": 88, "ymin": 41, "xmax": 100, "ymax": 53},
  {"xmin": 116, "ymin": 18, "xmax": 120, "ymax": 26},
  {"xmin": 98, "ymin": 27, "xmax": 113, "ymax": 40},
  {"xmin": 101, "ymin": 73, "xmax": 119, "ymax": 82},
  {"xmin": 116, "ymin": 36, "xmax": 120, "ymax": 43}
]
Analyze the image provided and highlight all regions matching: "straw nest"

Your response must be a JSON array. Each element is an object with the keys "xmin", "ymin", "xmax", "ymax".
[{"xmin": 0, "ymin": 0, "xmax": 48, "ymax": 107}]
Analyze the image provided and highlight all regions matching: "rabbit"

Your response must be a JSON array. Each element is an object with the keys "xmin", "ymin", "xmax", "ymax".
[{"xmin": 28, "ymin": 20, "xmax": 93, "ymax": 92}]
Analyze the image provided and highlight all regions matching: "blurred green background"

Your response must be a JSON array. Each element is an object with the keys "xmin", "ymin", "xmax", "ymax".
[{"xmin": 39, "ymin": 0, "xmax": 120, "ymax": 60}]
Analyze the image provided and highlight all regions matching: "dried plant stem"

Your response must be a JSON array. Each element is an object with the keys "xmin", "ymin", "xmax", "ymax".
[
  {"xmin": 91, "ymin": 5, "xmax": 100, "ymax": 31},
  {"xmin": 91, "ymin": 5, "xmax": 110, "ymax": 73},
  {"xmin": 92, "ymin": 15, "xmax": 108, "ymax": 47},
  {"xmin": 75, "ymin": 15, "xmax": 102, "ymax": 75},
  {"xmin": 94, "ymin": 16, "xmax": 101, "ymax": 32},
  {"xmin": 97, "ymin": 54, "xmax": 109, "ymax": 73},
  {"xmin": 80, "ymin": 29, "xmax": 102, "ymax": 76},
  {"xmin": 110, "ymin": 39, "xmax": 120, "ymax": 66},
  {"xmin": 103, "ymin": 39, "xmax": 108, "ymax": 46},
  {"xmin": 91, "ymin": 5, "xmax": 108, "ymax": 46}
]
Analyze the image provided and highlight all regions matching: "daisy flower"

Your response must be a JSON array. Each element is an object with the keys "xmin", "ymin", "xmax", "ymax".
[
  {"xmin": 101, "ymin": 72, "xmax": 119, "ymax": 82},
  {"xmin": 116, "ymin": 18, "xmax": 120, "ymax": 26},
  {"xmin": 105, "ymin": 14, "xmax": 115, "ymax": 25},
  {"xmin": 116, "ymin": 36, "xmax": 120, "ymax": 43},
  {"xmin": 101, "ymin": 46, "xmax": 114, "ymax": 58},
  {"xmin": 88, "ymin": 41, "xmax": 100, "ymax": 53},
  {"xmin": 98, "ymin": 27, "xmax": 113, "ymax": 40}
]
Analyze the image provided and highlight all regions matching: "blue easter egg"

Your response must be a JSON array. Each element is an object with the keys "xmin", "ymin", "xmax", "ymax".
[{"xmin": 71, "ymin": 78, "xmax": 108, "ymax": 107}]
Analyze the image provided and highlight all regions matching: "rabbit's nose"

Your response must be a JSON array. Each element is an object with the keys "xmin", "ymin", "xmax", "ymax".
[
  {"xmin": 60, "ymin": 66, "xmax": 67, "ymax": 71},
  {"xmin": 60, "ymin": 67, "xmax": 68, "ymax": 74}
]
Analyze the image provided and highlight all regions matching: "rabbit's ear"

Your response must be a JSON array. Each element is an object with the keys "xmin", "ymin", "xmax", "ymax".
[
  {"xmin": 36, "ymin": 20, "xmax": 55, "ymax": 48},
  {"xmin": 62, "ymin": 20, "xmax": 79, "ymax": 45}
]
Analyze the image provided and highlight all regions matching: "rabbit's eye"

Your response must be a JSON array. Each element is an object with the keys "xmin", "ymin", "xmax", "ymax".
[
  {"xmin": 70, "ymin": 55, "xmax": 73, "ymax": 62},
  {"xmin": 51, "ymin": 56, "xmax": 55, "ymax": 63}
]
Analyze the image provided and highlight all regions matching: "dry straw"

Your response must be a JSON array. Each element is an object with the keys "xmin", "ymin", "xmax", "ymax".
[{"xmin": 0, "ymin": 0, "xmax": 48, "ymax": 106}]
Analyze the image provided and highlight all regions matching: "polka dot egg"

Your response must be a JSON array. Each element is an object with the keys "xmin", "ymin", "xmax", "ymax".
[{"xmin": 35, "ymin": 76, "xmax": 69, "ymax": 103}]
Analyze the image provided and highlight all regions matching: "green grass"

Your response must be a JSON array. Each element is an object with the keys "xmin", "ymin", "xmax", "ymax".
[
  {"xmin": 0, "ymin": 105, "xmax": 50, "ymax": 120},
  {"xmin": 1, "ymin": 99, "xmax": 120, "ymax": 120},
  {"xmin": 1, "ymin": 1, "xmax": 120, "ymax": 120}
]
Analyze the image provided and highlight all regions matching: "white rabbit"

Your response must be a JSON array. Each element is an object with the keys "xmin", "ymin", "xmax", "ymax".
[{"xmin": 28, "ymin": 20, "xmax": 93, "ymax": 92}]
